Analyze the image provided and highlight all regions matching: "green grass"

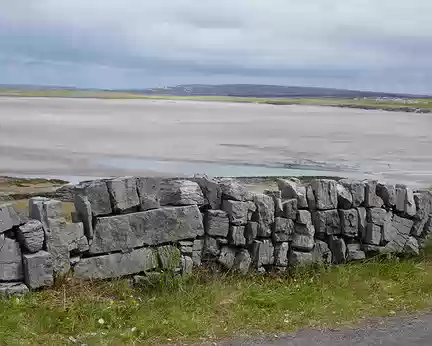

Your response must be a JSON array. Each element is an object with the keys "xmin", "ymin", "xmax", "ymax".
[
  {"xmin": 2, "ymin": 250, "xmax": 432, "ymax": 345},
  {"xmin": 1, "ymin": 89, "xmax": 432, "ymax": 111}
]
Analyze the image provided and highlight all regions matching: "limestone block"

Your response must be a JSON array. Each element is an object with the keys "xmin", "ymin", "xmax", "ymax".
[
  {"xmin": 204, "ymin": 210, "xmax": 229, "ymax": 237},
  {"xmin": 233, "ymin": 249, "xmax": 252, "ymax": 273},
  {"xmin": 339, "ymin": 209, "xmax": 358, "ymax": 238},
  {"xmin": 364, "ymin": 180, "xmax": 384, "ymax": 208},
  {"xmin": 160, "ymin": 180, "xmax": 205, "ymax": 206},
  {"xmin": 193, "ymin": 175, "xmax": 222, "ymax": 209},
  {"xmin": 264, "ymin": 190, "xmax": 283, "ymax": 217},
  {"xmin": 218, "ymin": 246, "xmax": 237, "ymax": 269},
  {"xmin": 328, "ymin": 236, "xmax": 347, "ymax": 264},
  {"xmin": 74, "ymin": 194, "xmax": 93, "ymax": 239},
  {"xmin": 106, "ymin": 177, "xmax": 140, "ymax": 213},
  {"xmin": 289, "ymin": 251, "xmax": 313, "ymax": 266},
  {"xmin": 219, "ymin": 178, "xmax": 246, "ymax": 201},
  {"xmin": 274, "ymin": 242, "xmax": 289, "ymax": 266},
  {"xmin": 251, "ymin": 240, "xmax": 274, "ymax": 268},
  {"xmin": 357, "ymin": 207, "xmax": 367, "ymax": 239},
  {"xmin": 17, "ymin": 220, "xmax": 44, "ymax": 253},
  {"xmin": 277, "ymin": 178, "xmax": 308, "ymax": 209},
  {"xmin": 0, "ymin": 237, "xmax": 23, "ymax": 281},
  {"xmin": 180, "ymin": 256, "xmax": 193, "ymax": 274},
  {"xmin": 313, "ymin": 210, "xmax": 340, "ymax": 236},
  {"xmin": 75, "ymin": 180, "xmax": 112, "ymax": 216},
  {"xmin": 292, "ymin": 234, "xmax": 314, "ymax": 252},
  {"xmin": 312, "ymin": 240, "xmax": 332, "ymax": 264},
  {"xmin": 23, "ymin": 251, "xmax": 53, "ymax": 289},
  {"xmin": 229, "ymin": 225, "xmax": 246, "ymax": 246},
  {"xmin": 272, "ymin": 217, "xmax": 294, "ymax": 242},
  {"xmin": 337, "ymin": 183, "xmax": 353, "ymax": 209},
  {"xmin": 0, "ymin": 204, "xmax": 15, "ymax": 233},
  {"xmin": 136, "ymin": 177, "xmax": 161, "ymax": 211},
  {"xmin": 308, "ymin": 179, "xmax": 338, "ymax": 210},
  {"xmin": 203, "ymin": 236, "xmax": 220, "ymax": 257},
  {"xmin": 364, "ymin": 223, "xmax": 382, "ymax": 245},
  {"xmin": 346, "ymin": 240, "xmax": 366, "ymax": 261},
  {"xmin": 282, "ymin": 199, "xmax": 297, "ymax": 220},
  {"xmin": 245, "ymin": 222, "xmax": 258, "ymax": 245},
  {"xmin": 221, "ymin": 200, "xmax": 248, "ymax": 225},
  {"xmin": 395, "ymin": 185, "xmax": 416, "ymax": 217},
  {"xmin": 376, "ymin": 183, "xmax": 396, "ymax": 207},
  {"xmin": 253, "ymin": 194, "xmax": 275, "ymax": 237},
  {"xmin": 340, "ymin": 179, "xmax": 365, "ymax": 207}
]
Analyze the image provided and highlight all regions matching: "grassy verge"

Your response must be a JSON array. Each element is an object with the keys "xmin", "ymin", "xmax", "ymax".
[{"xmin": 1, "ymin": 250, "xmax": 432, "ymax": 345}]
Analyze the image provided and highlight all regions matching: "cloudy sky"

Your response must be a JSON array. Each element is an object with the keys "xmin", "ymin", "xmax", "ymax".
[{"xmin": 1, "ymin": 0, "xmax": 431, "ymax": 93}]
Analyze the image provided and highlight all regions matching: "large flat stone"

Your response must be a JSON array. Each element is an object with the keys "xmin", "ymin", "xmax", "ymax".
[
  {"xmin": 17, "ymin": 220, "xmax": 44, "ymax": 253},
  {"xmin": 160, "ymin": 180, "xmax": 204, "ymax": 206},
  {"xmin": 0, "ymin": 237, "xmax": 23, "ymax": 281},
  {"xmin": 106, "ymin": 177, "xmax": 140, "ymax": 213},
  {"xmin": 64, "ymin": 222, "xmax": 89, "ymax": 253},
  {"xmin": 75, "ymin": 180, "xmax": 112, "ymax": 216},
  {"xmin": 136, "ymin": 177, "xmax": 161, "ymax": 210},
  {"xmin": 308, "ymin": 179, "xmax": 338, "ymax": 210},
  {"xmin": 89, "ymin": 206, "xmax": 204, "ymax": 254},
  {"xmin": 229, "ymin": 226, "xmax": 246, "ymax": 246},
  {"xmin": 383, "ymin": 214, "xmax": 416, "ymax": 253},
  {"xmin": 74, "ymin": 247, "xmax": 157, "ymax": 280},
  {"xmin": 23, "ymin": 251, "xmax": 53, "ymax": 289}
]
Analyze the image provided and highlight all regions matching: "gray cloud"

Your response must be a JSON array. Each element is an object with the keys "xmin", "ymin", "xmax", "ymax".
[{"xmin": 1, "ymin": 0, "xmax": 431, "ymax": 93}]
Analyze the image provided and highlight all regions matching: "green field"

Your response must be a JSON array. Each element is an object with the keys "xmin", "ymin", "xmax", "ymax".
[{"xmin": 1, "ymin": 89, "xmax": 432, "ymax": 112}]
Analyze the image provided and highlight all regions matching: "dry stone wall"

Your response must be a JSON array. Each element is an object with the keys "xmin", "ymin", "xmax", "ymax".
[{"xmin": 1, "ymin": 176, "xmax": 432, "ymax": 296}]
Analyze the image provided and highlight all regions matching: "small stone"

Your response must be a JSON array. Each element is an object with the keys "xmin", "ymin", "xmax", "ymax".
[
  {"xmin": 291, "ymin": 234, "xmax": 314, "ymax": 251},
  {"xmin": 395, "ymin": 185, "xmax": 416, "ymax": 217},
  {"xmin": 23, "ymin": 251, "xmax": 54, "ymax": 289},
  {"xmin": 328, "ymin": 236, "xmax": 347, "ymax": 264},
  {"xmin": 252, "ymin": 194, "xmax": 275, "ymax": 237},
  {"xmin": 282, "ymin": 199, "xmax": 297, "ymax": 220},
  {"xmin": 272, "ymin": 217, "xmax": 294, "ymax": 242},
  {"xmin": 367, "ymin": 208, "xmax": 391, "ymax": 226},
  {"xmin": 157, "ymin": 246, "xmax": 181, "ymax": 270},
  {"xmin": 364, "ymin": 223, "xmax": 382, "ymax": 245},
  {"xmin": 339, "ymin": 209, "xmax": 358, "ymax": 238},
  {"xmin": 364, "ymin": 180, "xmax": 384, "ymax": 208},
  {"xmin": 0, "ymin": 204, "xmax": 15, "ymax": 233},
  {"xmin": 245, "ymin": 222, "xmax": 258, "ymax": 245},
  {"xmin": 357, "ymin": 207, "xmax": 367, "ymax": 239},
  {"xmin": 411, "ymin": 191, "xmax": 432, "ymax": 237},
  {"xmin": 74, "ymin": 194, "xmax": 93, "ymax": 239},
  {"xmin": 160, "ymin": 180, "xmax": 205, "ymax": 206},
  {"xmin": 251, "ymin": 240, "xmax": 274, "ymax": 268},
  {"xmin": 337, "ymin": 183, "xmax": 353, "ymax": 209},
  {"xmin": 346, "ymin": 241, "xmax": 366, "ymax": 261},
  {"xmin": 203, "ymin": 236, "xmax": 220, "ymax": 257},
  {"xmin": 193, "ymin": 175, "xmax": 222, "ymax": 209},
  {"xmin": 180, "ymin": 256, "xmax": 193, "ymax": 274},
  {"xmin": 312, "ymin": 240, "xmax": 332, "ymax": 264},
  {"xmin": 0, "ymin": 283, "xmax": 29, "ymax": 297},
  {"xmin": 233, "ymin": 249, "xmax": 252, "ymax": 273},
  {"xmin": 340, "ymin": 179, "xmax": 365, "ymax": 207},
  {"xmin": 0, "ymin": 237, "xmax": 23, "ymax": 281},
  {"xmin": 218, "ymin": 246, "xmax": 236, "ymax": 269},
  {"xmin": 274, "ymin": 242, "xmax": 289, "ymax": 266},
  {"xmin": 219, "ymin": 178, "xmax": 246, "ymax": 201},
  {"xmin": 289, "ymin": 251, "xmax": 313, "ymax": 266},
  {"xmin": 136, "ymin": 177, "xmax": 161, "ymax": 211},
  {"xmin": 264, "ymin": 190, "xmax": 283, "ymax": 217},
  {"xmin": 17, "ymin": 220, "xmax": 44, "ymax": 253},
  {"xmin": 308, "ymin": 179, "xmax": 338, "ymax": 210},
  {"xmin": 229, "ymin": 225, "xmax": 246, "ymax": 246},
  {"xmin": 221, "ymin": 200, "xmax": 248, "ymax": 225},
  {"xmin": 376, "ymin": 183, "xmax": 396, "ymax": 207},
  {"xmin": 313, "ymin": 210, "xmax": 341, "ymax": 236},
  {"xmin": 75, "ymin": 180, "xmax": 112, "ymax": 216},
  {"xmin": 277, "ymin": 179, "xmax": 308, "ymax": 209},
  {"xmin": 192, "ymin": 239, "xmax": 203, "ymax": 266},
  {"xmin": 106, "ymin": 177, "xmax": 140, "ymax": 213},
  {"xmin": 297, "ymin": 210, "xmax": 313, "ymax": 225},
  {"xmin": 204, "ymin": 210, "xmax": 230, "ymax": 237}
]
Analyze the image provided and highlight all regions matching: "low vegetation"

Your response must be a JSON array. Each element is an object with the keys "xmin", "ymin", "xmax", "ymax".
[{"xmin": 1, "ymin": 246, "xmax": 432, "ymax": 345}]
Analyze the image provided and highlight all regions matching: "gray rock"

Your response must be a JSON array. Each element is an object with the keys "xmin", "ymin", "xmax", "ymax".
[
  {"xmin": 0, "ymin": 283, "xmax": 29, "ymax": 297},
  {"xmin": 0, "ymin": 237, "xmax": 23, "ymax": 281},
  {"xmin": 376, "ymin": 183, "xmax": 396, "ymax": 207},
  {"xmin": 203, "ymin": 236, "xmax": 220, "ymax": 257},
  {"xmin": 160, "ymin": 180, "xmax": 205, "ymax": 206},
  {"xmin": 357, "ymin": 207, "xmax": 367, "ymax": 239},
  {"xmin": 29, "ymin": 197, "xmax": 49, "ymax": 228},
  {"xmin": 89, "ymin": 206, "xmax": 204, "ymax": 254},
  {"xmin": 282, "ymin": 199, "xmax": 297, "ymax": 220},
  {"xmin": 0, "ymin": 204, "xmax": 14, "ymax": 233},
  {"xmin": 277, "ymin": 179, "xmax": 308, "ymax": 209},
  {"xmin": 74, "ymin": 194, "xmax": 94, "ymax": 239},
  {"xmin": 339, "ymin": 209, "xmax": 358, "ymax": 238},
  {"xmin": 306, "ymin": 185, "xmax": 316, "ymax": 210},
  {"xmin": 193, "ymin": 175, "xmax": 222, "ymax": 209},
  {"xmin": 221, "ymin": 200, "xmax": 248, "ymax": 225},
  {"xmin": 364, "ymin": 223, "xmax": 382, "ymax": 245},
  {"xmin": 229, "ymin": 225, "xmax": 246, "ymax": 246},
  {"xmin": 411, "ymin": 191, "xmax": 432, "ymax": 237},
  {"xmin": 245, "ymin": 222, "xmax": 258, "ymax": 245},
  {"xmin": 328, "ymin": 236, "xmax": 347, "ymax": 264},
  {"xmin": 6, "ymin": 204, "xmax": 28, "ymax": 226},
  {"xmin": 346, "ymin": 241, "xmax": 366, "ymax": 261},
  {"xmin": 309, "ymin": 179, "xmax": 338, "ymax": 210},
  {"xmin": 383, "ymin": 214, "xmax": 416, "ymax": 253},
  {"xmin": 367, "ymin": 208, "xmax": 392, "ymax": 226},
  {"xmin": 23, "ymin": 251, "xmax": 54, "ymax": 289},
  {"xmin": 17, "ymin": 220, "xmax": 44, "ymax": 253},
  {"xmin": 337, "ymin": 183, "xmax": 353, "ymax": 209},
  {"xmin": 64, "ymin": 222, "xmax": 88, "ymax": 252},
  {"xmin": 70, "ymin": 256, "xmax": 81, "ymax": 266},
  {"xmin": 340, "ymin": 179, "xmax": 365, "ymax": 207},
  {"xmin": 313, "ymin": 210, "xmax": 341, "ymax": 236},
  {"xmin": 192, "ymin": 239, "xmax": 203, "ymax": 266},
  {"xmin": 74, "ymin": 247, "xmax": 157, "ymax": 280},
  {"xmin": 297, "ymin": 210, "xmax": 313, "ymax": 225},
  {"xmin": 272, "ymin": 217, "xmax": 294, "ymax": 242},
  {"xmin": 218, "ymin": 246, "xmax": 237, "ymax": 269},
  {"xmin": 312, "ymin": 240, "xmax": 332, "ymax": 264},
  {"xmin": 75, "ymin": 180, "xmax": 112, "ymax": 216},
  {"xmin": 219, "ymin": 178, "xmax": 246, "ymax": 201},
  {"xmin": 179, "ymin": 241, "xmax": 193, "ymax": 255},
  {"xmin": 253, "ymin": 194, "xmax": 275, "ymax": 237},
  {"xmin": 364, "ymin": 180, "xmax": 384, "ymax": 208},
  {"xmin": 204, "ymin": 210, "xmax": 229, "ymax": 237},
  {"xmin": 403, "ymin": 236, "xmax": 420, "ymax": 255},
  {"xmin": 289, "ymin": 251, "xmax": 313, "ymax": 266},
  {"xmin": 246, "ymin": 201, "xmax": 257, "ymax": 221},
  {"xmin": 180, "ymin": 255, "xmax": 193, "ymax": 274},
  {"xmin": 45, "ymin": 217, "xmax": 70, "ymax": 276},
  {"xmin": 157, "ymin": 245, "xmax": 181, "ymax": 270},
  {"xmin": 264, "ymin": 190, "xmax": 283, "ymax": 217},
  {"xmin": 106, "ymin": 177, "xmax": 140, "ymax": 213},
  {"xmin": 251, "ymin": 240, "xmax": 274, "ymax": 268},
  {"xmin": 292, "ymin": 234, "xmax": 314, "ymax": 252},
  {"xmin": 136, "ymin": 177, "xmax": 161, "ymax": 210},
  {"xmin": 233, "ymin": 249, "xmax": 252, "ymax": 273},
  {"xmin": 274, "ymin": 242, "xmax": 289, "ymax": 266},
  {"xmin": 395, "ymin": 185, "xmax": 416, "ymax": 217}
]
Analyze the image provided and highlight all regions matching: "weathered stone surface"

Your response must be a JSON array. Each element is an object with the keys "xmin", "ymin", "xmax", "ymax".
[
  {"xmin": 0, "ymin": 237, "xmax": 23, "ymax": 281},
  {"xmin": 64, "ymin": 222, "xmax": 89, "ymax": 252},
  {"xmin": 328, "ymin": 236, "xmax": 346, "ymax": 264},
  {"xmin": 411, "ymin": 191, "xmax": 432, "ymax": 237},
  {"xmin": 274, "ymin": 242, "xmax": 289, "ymax": 266},
  {"xmin": 246, "ymin": 201, "xmax": 257, "ymax": 221},
  {"xmin": 294, "ymin": 212, "xmax": 315, "ymax": 250},
  {"xmin": 136, "ymin": 177, "xmax": 161, "ymax": 210},
  {"xmin": 264, "ymin": 190, "xmax": 283, "ymax": 217},
  {"xmin": 23, "ymin": 251, "xmax": 53, "ymax": 289},
  {"xmin": 0, "ymin": 283, "xmax": 29, "ymax": 297},
  {"xmin": 180, "ymin": 255, "xmax": 193, "ymax": 274},
  {"xmin": 6, "ymin": 204, "xmax": 28, "ymax": 226},
  {"xmin": 289, "ymin": 251, "xmax": 313, "ymax": 266},
  {"xmin": 292, "ymin": 234, "xmax": 314, "ymax": 252},
  {"xmin": 29, "ymin": 197, "xmax": 49, "ymax": 228},
  {"xmin": 233, "ymin": 249, "xmax": 252, "ymax": 273},
  {"xmin": 277, "ymin": 179, "xmax": 308, "ymax": 209},
  {"xmin": 346, "ymin": 241, "xmax": 366, "ymax": 261},
  {"xmin": 339, "ymin": 209, "xmax": 358, "ymax": 238},
  {"xmin": 218, "ymin": 246, "xmax": 236, "ymax": 269},
  {"xmin": 204, "ymin": 210, "xmax": 229, "ymax": 237},
  {"xmin": 229, "ymin": 226, "xmax": 246, "ymax": 246},
  {"xmin": 313, "ymin": 210, "xmax": 341, "ymax": 236},
  {"xmin": 251, "ymin": 240, "xmax": 274, "ymax": 268},
  {"xmin": 74, "ymin": 194, "xmax": 94, "ymax": 239},
  {"xmin": 383, "ymin": 214, "xmax": 416, "ymax": 253},
  {"xmin": 253, "ymin": 194, "xmax": 275, "ymax": 237},
  {"xmin": 376, "ymin": 183, "xmax": 396, "ymax": 207},
  {"xmin": 340, "ymin": 179, "xmax": 365, "ymax": 207},
  {"xmin": 337, "ymin": 183, "xmax": 353, "ymax": 209},
  {"xmin": 75, "ymin": 180, "xmax": 112, "ymax": 216},
  {"xmin": 245, "ymin": 222, "xmax": 258, "ymax": 245},
  {"xmin": 203, "ymin": 236, "xmax": 220, "ymax": 257},
  {"xmin": 160, "ymin": 180, "xmax": 205, "ymax": 206},
  {"xmin": 367, "ymin": 208, "xmax": 391, "ymax": 226},
  {"xmin": 45, "ymin": 217, "xmax": 70, "ymax": 276},
  {"xmin": 364, "ymin": 180, "xmax": 384, "ymax": 208},
  {"xmin": 179, "ymin": 241, "xmax": 193, "ymax": 255},
  {"xmin": 157, "ymin": 245, "xmax": 181, "ymax": 269},
  {"xmin": 282, "ymin": 199, "xmax": 297, "ymax": 220},
  {"xmin": 222, "ymin": 200, "xmax": 248, "ymax": 225},
  {"xmin": 395, "ymin": 185, "xmax": 416, "ymax": 217},
  {"xmin": 403, "ymin": 236, "xmax": 420, "ymax": 255},
  {"xmin": 106, "ymin": 177, "xmax": 140, "ymax": 213},
  {"xmin": 364, "ymin": 223, "xmax": 382, "ymax": 245},
  {"xmin": 219, "ymin": 178, "xmax": 246, "ymax": 201},
  {"xmin": 0, "ymin": 204, "xmax": 14, "ymax": 233},
  {"xmin": 192, "ymin": 239, "xmax": 203, "ymax": 265},
  {"xmin": 272, "ymin": 217, "xmax": 294, "ymax": 242},
  {"xmin": 193, "ymin": 175, "xmax": 222, "ymax": 209},
  {"xmin": 74, "ymin": 247, "xmax": 157, "ymax": 280},
  {"xmin": 357, "ymin": 207, "xmax": 367, "ymax": 239},
  {"xmin": 17, "ymin": 220, "xmax": 44, "ymax": 253},
  {"xmin": 90, "ymin": 206, "xmax": 204, "ymax": 254},
  {"xmin": 312, "ymin": 240, "xmax": 332, "ymax": 264},
  {"xmin": 309, "ymin": 179, "xmax": 338, "ymax": 210},
  {"xmin": 297, "ymin": 210, "xmax": 312, "ymax": 225}
]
